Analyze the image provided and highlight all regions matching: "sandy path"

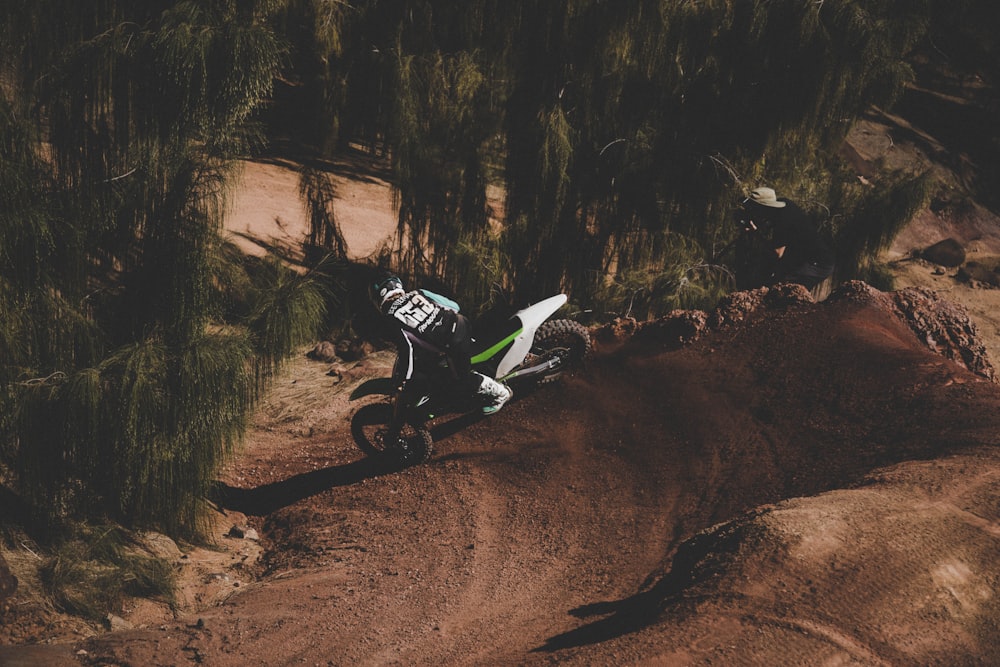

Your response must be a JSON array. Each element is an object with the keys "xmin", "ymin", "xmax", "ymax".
[{"xmin": 225, "ymin": 152, "xmax": 398, "ymax": 260}]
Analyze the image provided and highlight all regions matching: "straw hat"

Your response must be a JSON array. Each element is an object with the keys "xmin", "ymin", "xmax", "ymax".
[{"xmin": 747, "ymin": 187, "xmax": 786, "ymax": 208}]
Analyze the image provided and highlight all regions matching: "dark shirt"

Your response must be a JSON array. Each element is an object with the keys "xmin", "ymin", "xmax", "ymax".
[
  {"xmin": 751, "ymin": 200, "xmax": 834, "ymax": 269},
  {"xmin": 382, "ymin": 289, "xmax": 473, "ymax": 386}
]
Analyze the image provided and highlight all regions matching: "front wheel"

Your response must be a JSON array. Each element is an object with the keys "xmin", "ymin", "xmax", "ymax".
[
  {"xmin": 534, "ymin": 319, "xmax": 592, "ymax": 382},
  {"xmin": 351, "ymin": 403, "xmax": 434, "ymax": 465}
]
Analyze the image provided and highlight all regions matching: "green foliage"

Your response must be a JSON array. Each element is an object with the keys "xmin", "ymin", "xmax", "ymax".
[
  {"xmin": 390, "ymin": 48, "xmax": 498, "ymax": 282},
  {"xmin": 301, "ymin": 167, "xmax": 349, "ymax": 258},
  {"xmin": 40, "ymin": 524, "xmax": 176, "ymax": 620},
  {"xmin": 12, "ymin": 330, "xmax": 258, "ymax": 534},
  {"xmin": 1, "ymin": 1, "xmax": 325, "ymax": 538},
  {"xmin": 268, "ymin": 0, "xmax": 358, "ymax": 150},
  {"xmin": 594, "ymin": 236, "xmax": 734, "ymax": 320},
  {"xmin": 245, "ymin": 258, "xmax": 330, "ymax": 378},
  {"xmin": 537, "ymin": 107, "xmax": 574, "ymax": 221},
  {"xmin": 149, "ymin": 0, "xmax": 284, "ymax": 153},
  {"xmin": 277, "ymin": 0, "xmax": 959, "ymax": 309},
  {"xmin": 447, "ymin": 237, "xmax": 513, "ymax": 316},
  {"xmin": 830, "ymin": 172, "xmax": 934, "ymax": 281}
]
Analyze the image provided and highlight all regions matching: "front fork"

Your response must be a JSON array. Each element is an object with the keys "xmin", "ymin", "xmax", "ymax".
[
  {"xmin": 380, "ymin": 379, "xmax": 408, "ymax": 445},
  {"xmin": 386, "ymin": 380, "xmax": 428, "ymax": 446}
]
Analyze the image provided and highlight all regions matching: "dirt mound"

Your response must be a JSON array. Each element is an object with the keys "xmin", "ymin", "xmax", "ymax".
[
  {"xmin": 599, "ymin": 280, "xmax": 996, "ymax": 382},
  {"xmin": 635, "ymin": 452, "xmax": 1000, "ymax": 665},
  {"xmin": 16, "ymin": 284, "xmax": 984, "ymax": 666}
]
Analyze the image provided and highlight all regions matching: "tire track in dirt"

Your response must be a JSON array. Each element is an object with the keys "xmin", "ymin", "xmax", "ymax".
[{"xmin": 379, "ymin": 399, "xmax": 684, "ymax": 665}]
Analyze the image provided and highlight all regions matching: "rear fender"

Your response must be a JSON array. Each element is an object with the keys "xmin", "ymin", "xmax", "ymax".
[
  {"xmin": 495, "ymin": 294, "xmax": 568, "ymax": 378},
  {"xmin": 516, "ymin": 294, "xmax": 568, "ymax": 330}
]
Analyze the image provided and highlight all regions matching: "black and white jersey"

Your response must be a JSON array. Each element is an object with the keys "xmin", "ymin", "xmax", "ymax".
[{"xmin": 383, "ymin": 290, "xmax": 459, "ymax": 347}]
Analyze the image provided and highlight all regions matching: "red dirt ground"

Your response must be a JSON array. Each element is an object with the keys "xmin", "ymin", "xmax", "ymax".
[{"xmin": 2, "ymin": 148, "xmax": 999, "ymax": 666}]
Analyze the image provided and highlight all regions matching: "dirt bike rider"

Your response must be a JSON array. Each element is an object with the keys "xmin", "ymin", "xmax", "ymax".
[{"xmin": 371, "ymin": 272, "xmax": 513, "ymax": 415}]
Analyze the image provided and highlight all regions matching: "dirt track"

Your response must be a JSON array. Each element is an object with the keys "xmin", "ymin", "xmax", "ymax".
[
  {"xmin": 34, "ymin": 283, "xmax": 992, "ymax": 666},
  {"xmin": 3, "ymin": 150, "xmax": 1000, "ymax": 664}
]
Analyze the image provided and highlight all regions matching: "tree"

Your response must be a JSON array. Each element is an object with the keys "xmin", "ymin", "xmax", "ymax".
[
  {"xmin": 1, "ymin": 0, "xmax": 326, "ymax": 537},
  {"xmin": 285, "ymin": 1, "xmax": 945, "ymax": 314}
]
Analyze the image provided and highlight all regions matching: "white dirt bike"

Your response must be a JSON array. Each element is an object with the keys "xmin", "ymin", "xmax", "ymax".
[{"xmin": 349, "ymin": 294, "xmax": 591, "ymax": 465}]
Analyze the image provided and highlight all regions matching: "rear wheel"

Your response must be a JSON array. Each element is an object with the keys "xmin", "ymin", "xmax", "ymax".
[
  {"xmin": 350, "ymin": 403, "xmax": 434, "ymax": 465},
  {"xmin": 534, "ymin": 319, "xmax": 592, "ymax": 382}
]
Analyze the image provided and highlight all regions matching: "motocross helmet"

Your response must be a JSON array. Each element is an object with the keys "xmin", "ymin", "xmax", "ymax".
[{"xmin": 371, "ymin": 273, "xmax": 405, "ymax": 307}]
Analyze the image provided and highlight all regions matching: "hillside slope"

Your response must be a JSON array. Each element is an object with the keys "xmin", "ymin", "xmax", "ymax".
[{"xmin": 46, "ymin": 282, "xmax": 998, "ymax": 666}]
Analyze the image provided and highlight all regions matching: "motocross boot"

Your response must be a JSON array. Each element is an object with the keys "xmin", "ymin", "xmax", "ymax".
[{"xmin": 474, "ymin": 373, "xmax": 512, "ymax": 414}]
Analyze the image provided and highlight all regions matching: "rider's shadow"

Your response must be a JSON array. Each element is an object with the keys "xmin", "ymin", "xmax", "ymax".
[
  {"xmin": 532, "ymin": 588, "xmax": 662, "ymax": 653},
  {"xmin": 425, "ymin": 381, "xmax": 541, "ymax": 441},
  {"xmin": 428, "ymin": 411, "xmax": 488, "ymax": 440},
  {"xmin": 216, "ymin": 388, "xmax": 535, "ymax": 516},
  {"xmin": 211, "ymin": 457, "xmax": 396, "ymax": 516},
  {"xmin": 211, "ymin": 417, "xmax": 491, "ymax": 515},
  {"xmin": 425, "ymin": 380, "xmax": 542, "ymax": 440}
]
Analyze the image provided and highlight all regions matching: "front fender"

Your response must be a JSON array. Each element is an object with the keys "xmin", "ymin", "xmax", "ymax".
[{"xmin": 349, "ymin": 377, "xmax": 399, "ymax": 401}]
